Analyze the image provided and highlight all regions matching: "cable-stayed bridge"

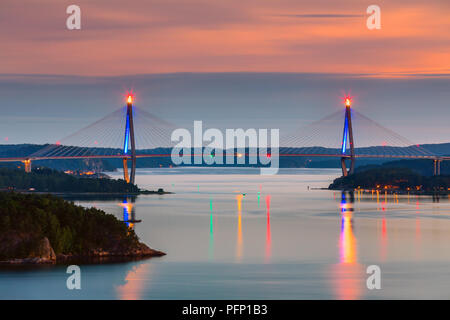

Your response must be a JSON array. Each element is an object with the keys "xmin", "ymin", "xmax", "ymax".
[{"xmin": 0, "ymin": 95, "xmax": 448, "ymax": 183}]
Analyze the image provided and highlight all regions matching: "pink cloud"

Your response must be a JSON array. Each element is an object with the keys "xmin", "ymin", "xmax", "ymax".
[{"xmin": 0, "ymin": 0, "xmax": 448, "ymax": 76}]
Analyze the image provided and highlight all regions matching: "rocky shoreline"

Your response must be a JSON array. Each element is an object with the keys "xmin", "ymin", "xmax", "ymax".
[
  {"xmin": 328, "ymin": 185, "xmax": 450, "ymax": 194},
  {"xmin": 16, "ymin": 189, "xmax": 173, "ymax": 196},
  {"xmin": 328, "ymin": 167, "xmax": 450, "ymax": 195},
  {"xmin": 0, "ymin": 234, "xmax": 165, "ymax": 266},
  {"xmin": 0, "ymin": 192, "xmax": 167, "ymax": 266}
]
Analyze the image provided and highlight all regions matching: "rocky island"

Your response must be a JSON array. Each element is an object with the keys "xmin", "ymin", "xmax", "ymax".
[
  {"xmin": 0, "ymin": 192, "xmax": 165, "ymax": 265},
  {"xmin": 329, "ymin": 167, "xmax": 450, "ymax": 195}
]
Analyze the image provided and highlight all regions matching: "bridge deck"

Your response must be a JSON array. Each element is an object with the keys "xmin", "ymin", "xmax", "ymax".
[{"xmin": 0, "ymin": 154, "xmax": 448, "ymax": 162}]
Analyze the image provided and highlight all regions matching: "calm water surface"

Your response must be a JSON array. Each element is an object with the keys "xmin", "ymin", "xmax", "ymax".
[{"xmin": 1, "ymin": 168, "xmax": 450, "ymax": 299}]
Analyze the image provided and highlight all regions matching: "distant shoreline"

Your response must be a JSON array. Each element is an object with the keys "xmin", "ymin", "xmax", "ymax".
[
  {"xmin": 328, "ymin": 167, "xmax": 450, "ymax": 195},
  {"xmin": 3, "ymin": 189, "xmax": 174, "ymax": 196},
  {"xmin": 328, "ymin": 186, "xmax": 449, "ymax": 196}
]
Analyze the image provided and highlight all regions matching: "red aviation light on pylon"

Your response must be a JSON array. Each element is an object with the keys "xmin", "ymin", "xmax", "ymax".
[
  {"xmin": 344, "ymin": 97, "xmax": 352, "ymax": 107},
  {"xmin": 127, "ymin": 95, "xmax": 133, "ymax": 104}
]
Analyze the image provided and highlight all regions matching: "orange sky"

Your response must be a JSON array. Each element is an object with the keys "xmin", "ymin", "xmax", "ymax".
[{"xmin": 0, "ymin": 0, "xmax": 449, "ymax": 76}]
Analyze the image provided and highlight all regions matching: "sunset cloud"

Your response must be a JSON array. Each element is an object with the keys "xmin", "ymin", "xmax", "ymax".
[{"xmin": 0, "ymin": 0, "xmax": 448, "ymax": 76}]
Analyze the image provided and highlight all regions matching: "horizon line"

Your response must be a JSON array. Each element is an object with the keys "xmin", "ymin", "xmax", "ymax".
[{"xmin": 1, "ymin": 71, "xmax": 450, "ymax": 80}]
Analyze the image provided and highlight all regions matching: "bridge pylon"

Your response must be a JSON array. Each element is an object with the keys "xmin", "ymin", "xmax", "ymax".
[
  {"xmin": 123, "ymin": 95, "xmax": 137, "ymax": 184},
  {"xmin": 341, "ymin": 97, "xmax": 355, "ymax": 177}
]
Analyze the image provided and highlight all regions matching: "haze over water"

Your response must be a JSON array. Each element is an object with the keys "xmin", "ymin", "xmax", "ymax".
[{"xmin": 1, "ymin": 168, "xmax": 450, "ymax": 299}]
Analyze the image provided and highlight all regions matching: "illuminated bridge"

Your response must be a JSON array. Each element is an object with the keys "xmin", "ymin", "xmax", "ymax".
[{"xmin": 0, "ymin": 95, "xmax": 448, "ymax": 182}]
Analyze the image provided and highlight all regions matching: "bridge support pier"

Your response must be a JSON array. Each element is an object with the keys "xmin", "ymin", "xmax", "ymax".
[
  {"xmin": 434, "ymin": 159, "xmax": 442, "ymax": 176},
  {"xmin": 22, "ymin": 159, "xmax": 31, "ymax": 173},
  {"xmin": 341, "ymin": 156, "xmax": 355, "ymax": 177},
  {"xmin": 123, "ymin": 158, "xmax": 130, "ymax": 183}
]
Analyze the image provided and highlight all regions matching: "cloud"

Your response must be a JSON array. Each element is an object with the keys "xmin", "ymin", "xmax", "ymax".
[
  {"xmin": 272, "ymin": 13, "xmax": 364, "ymax": 18},
  {"xmin": 0, "ymin": 0, "xmax": 448, "ymax": 76}
]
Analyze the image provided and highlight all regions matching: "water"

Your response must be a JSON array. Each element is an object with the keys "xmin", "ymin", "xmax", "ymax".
[{"xmin": 1, "ymin": 168, "xmax": 450, "ymax": 299}]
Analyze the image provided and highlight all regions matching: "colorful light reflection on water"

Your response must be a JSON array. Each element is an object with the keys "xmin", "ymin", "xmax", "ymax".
[
  {"xmin": 265, "ymin": 195, "xmax": 271, "ymax": 263},
  {"xmin": 16, "ymin": 168, "xmax": 450, "ymax": 300},
  {"xmin": 340, "ymin": 192, "xmax": 357, "ymax": 264},
  {"xmin": 332, "ymin": 192, "xmax": 364, "ymax": 300},
  {"xmin": 236, "ymin": 194, "xmax": 243, "ymax": 261},
  {"xmin": 209, "ymin": 196, "xmax": 214, "ymax": 261}
]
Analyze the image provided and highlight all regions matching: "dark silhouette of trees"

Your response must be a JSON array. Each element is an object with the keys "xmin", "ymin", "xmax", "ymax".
[
  {"xmin": 0, "ymin": 168, "xmax": 139, "ymax": 193},
  {"xmin": 0, "ymin": 192, "xmax": 139, "ymax": 259},
  {"xmin": 329, "ymin": 167, "xmax": 450, "ymax": 192}
]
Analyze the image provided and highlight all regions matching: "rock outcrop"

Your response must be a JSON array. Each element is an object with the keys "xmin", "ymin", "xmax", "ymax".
[
  {"xmin": 57, "ymin": 242, "xmax": 165, "ymax": 262},
  {"xmin": 0, "ymin": 233, "xmax": 56, "ymax": 264},
  {"xmin": 0, "ymin": 231, "xmax": 164, "ymax": 265}
]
